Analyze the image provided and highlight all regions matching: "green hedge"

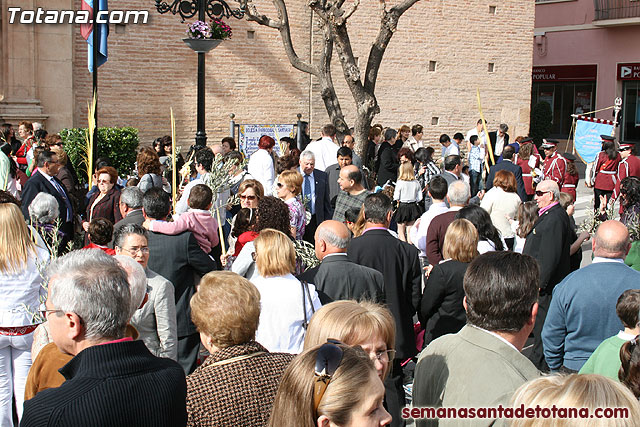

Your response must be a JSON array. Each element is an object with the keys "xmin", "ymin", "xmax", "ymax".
[{"xmin": 60, "ymin": 127, "xmax": 139, "ymax": 184}]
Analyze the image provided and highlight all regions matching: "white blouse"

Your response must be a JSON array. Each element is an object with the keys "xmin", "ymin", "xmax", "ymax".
[
  {"xmin": 251, "ymin": 273, "xmax": 321, "ymax": 354},
  {"xmin": 247, "ymin": 149, "xmax": 275, "ymax": 196},
  {"xmin": 0, "ymin": 245, "xmax": 49, "ymax": 327}
]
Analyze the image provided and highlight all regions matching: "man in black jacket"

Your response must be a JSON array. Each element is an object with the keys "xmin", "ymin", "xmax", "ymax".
[
  {"xmin": 21, "ymin": 150, "xmax": 74, "ymax": 238},
  {"xmin": 300, "ymin": 150, "xmax": 332, "ymax": 243},
  {"xmin": 300, "ymin": 220, "xmax": 384, "ymax": 304},
  {"xmin": 22, "ymin": 250, "xmax": 186, "ymax": 427},
  {"xmin": 523, "ymin": 179, "xmax": 571, "ymax": 371},
  {"xmin": 143, "ymin": 188, "xmax": 217, "ymax": 374},
  {"xmin": 348, "ymin": 193, "xmax": 422, "ymax": 427}
]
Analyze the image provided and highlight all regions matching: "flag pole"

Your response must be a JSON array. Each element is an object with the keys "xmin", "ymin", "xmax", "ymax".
[{"xmin": 92, "ymin": 2, "xmax": 98, "ymax": 168}]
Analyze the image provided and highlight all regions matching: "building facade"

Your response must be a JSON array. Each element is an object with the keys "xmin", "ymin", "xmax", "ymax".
[
  {"xmin": 533, "ymin": 0, "xmax": 640, "ymax": 142},
  {"xmin": 1, "ymin": 0, "xmax": 535, "ymax": 153}
]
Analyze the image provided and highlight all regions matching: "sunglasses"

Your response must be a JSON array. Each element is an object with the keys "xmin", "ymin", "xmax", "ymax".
[
  {"xmin": 313, "ymin": 340, "xmax": 344, "ymax": 418},
  {"xmin": 240, "ymin": 195, "xmax": 257, "ymax": 200},
  {"xmin": 535, "ymin": 190, "xmax": 550, "ymax": 197},
  {"xmin": 276, "ymin": 182, "xmax": 284, "ymax": 188}
]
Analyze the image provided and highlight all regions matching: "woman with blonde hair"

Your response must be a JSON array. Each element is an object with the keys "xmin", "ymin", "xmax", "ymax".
[
  {"xmin": 275, "ymin": 169, "xmax": 306, "ymax": 240},
  {"xmin": 480, "ymin": 169, "xmax": 521, "ymax": 250},
  {"xmin": 251, "ymin": 229, "xmax": 321, "ymax": 353},
  {"xmin": 187, "ymin": 271, "xmax": 295, "ymax": 426},
  {"xmin": 510, "ymin": 374, "xmax": 640, "ymax": 426},
  {"xmin": 268, "ymin": 342, "xmax": 391, "ymax": 427},
  {"xmin": 0, "ymin": 203, "xmax": 49, "ymax": 426},
  {"xmin": 419, "ymin": 219, "xmax": 478, "ymax": 347},
  {"xmin": 393, "ymin": 161, "xmax": 423, "ymax": 243}
]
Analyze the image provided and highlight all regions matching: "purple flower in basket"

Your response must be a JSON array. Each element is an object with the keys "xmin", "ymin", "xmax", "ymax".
[{"xmin": 186, "ymin": 18, "xmax": 232, "ymax": 40}]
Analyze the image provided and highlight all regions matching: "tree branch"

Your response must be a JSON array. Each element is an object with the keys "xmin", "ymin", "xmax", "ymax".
[
  {"xmin": 238, "ymin": 0, "xmax": 318, "ymax": 76},
  {"xmin": 363, "ymin": 0, "xmax": 420, "ymax": 94}
]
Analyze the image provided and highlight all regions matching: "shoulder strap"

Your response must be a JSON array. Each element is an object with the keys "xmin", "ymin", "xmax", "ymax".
[{"xmin": 301, "ymin": 281, "xmax": 315, "ymax": 330}]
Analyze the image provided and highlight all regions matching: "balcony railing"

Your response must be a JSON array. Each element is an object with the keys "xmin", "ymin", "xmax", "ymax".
[{"xmin": 594, "ymin": 0, "xmax": 640, "ymax": 20}]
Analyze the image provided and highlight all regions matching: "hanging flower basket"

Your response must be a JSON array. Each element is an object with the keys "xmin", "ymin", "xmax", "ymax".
[
  {"xmin": 182, "ymin": 38, "xmax": 222, "ymax": 53},
  {"xmin": 183, "ymin": 19, "xmax": 232, "ymax": 52}
]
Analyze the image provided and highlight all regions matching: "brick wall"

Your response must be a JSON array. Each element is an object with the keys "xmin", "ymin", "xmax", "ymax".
[{"xmin": 71, "ymin": 0, "xmax": 534, "ymax": 156}]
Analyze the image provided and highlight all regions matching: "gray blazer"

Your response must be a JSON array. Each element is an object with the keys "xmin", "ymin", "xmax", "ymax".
[
  {"xmin": 413, "ymin": 325, "xmax": 540, "ymax": 426},
  {"xmin": 131, "ymin": 268, "xmax": 178, "ymax": 360}
]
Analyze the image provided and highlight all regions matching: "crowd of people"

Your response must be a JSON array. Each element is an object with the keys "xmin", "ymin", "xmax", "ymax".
[{"xmin": 1, "ymin": 118, "xmax": 640, "ymax": 426}]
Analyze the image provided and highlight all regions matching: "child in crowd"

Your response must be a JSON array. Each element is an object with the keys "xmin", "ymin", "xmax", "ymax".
[
  {"xmin": 511, "ymin": 201, "xmax": 539, "ymax": 253},
  {"xmin": 393, "ymin": 162, "xmax": 423, "ymax": 244},
  {"xmin": 82, "ymin": 217, "xmax": 116, "ymax": 255},
  {"xmin": 344, "ymin": 207, "xmax": 361, "ymax": 236},
  {"xmin": 468, "ymin": 135, "xmax": 484, "ymax": 197},
  {"xmin": 230, "ymin": 207, "xmax": 257, "ymax": 256},
  {"xmin": 145, "ymin": 184, "xmax": 219, "ymax": 255},
  {"xmin": 561, "ymin": 153, "xmax": 580, "ymax": 203},
  {"xmin": 580, "ymin": 289, "xmax": 640, "ymax": 381},
  {"xmin": 460, "ymin": 165, "xmax": 470, "ymax": 185}
]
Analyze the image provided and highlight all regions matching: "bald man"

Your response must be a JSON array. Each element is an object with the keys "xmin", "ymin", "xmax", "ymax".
[
  {"xmin": 298, "ymin": 220, "xmax": 384, "ymax": 304},
  {"xmin": 522, "ymin": 179, "xmax": 572, "ymax": 371},
  {"xmin": 542, "ymin": 220, "xmax": 640, "ymax": 373},
  {"xmin": 332, "ymin": 165, "xmax": 369, "ymax": 223}
]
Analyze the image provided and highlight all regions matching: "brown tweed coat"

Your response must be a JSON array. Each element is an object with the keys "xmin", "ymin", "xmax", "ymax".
[{"xmin": 186, "ymin": 341, "xmax": 294, "ymax": 427}]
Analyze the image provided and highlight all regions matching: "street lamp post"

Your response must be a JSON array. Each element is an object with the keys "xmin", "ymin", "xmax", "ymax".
[{"xmin": 154, "ymin": 0, "xmax": 244, "ymax": 146}]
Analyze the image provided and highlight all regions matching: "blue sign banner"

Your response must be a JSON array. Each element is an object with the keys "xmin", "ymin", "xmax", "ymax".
[{"xmin": 574, "ymin": 119, "xmax": 613, "ymax": 163}]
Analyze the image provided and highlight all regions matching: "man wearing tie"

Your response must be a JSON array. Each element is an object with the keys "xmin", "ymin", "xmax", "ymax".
[
  {"xmin": 21, "ymin": 150, "xmax": 75, "ymax": 240},
  {"xmin": 299, "ymin": 150, "xmax": 332, "ymax": 243}
]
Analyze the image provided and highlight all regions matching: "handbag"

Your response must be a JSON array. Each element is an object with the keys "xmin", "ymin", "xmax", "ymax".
[{"xmin": 300, "ymin": 280, "xmax": 315, "ymax": 330}]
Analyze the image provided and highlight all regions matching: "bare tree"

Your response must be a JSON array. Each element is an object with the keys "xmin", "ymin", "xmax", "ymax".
[{"xmin": 237, "ymin": 0, "xmax": 420, "ymax": 155}]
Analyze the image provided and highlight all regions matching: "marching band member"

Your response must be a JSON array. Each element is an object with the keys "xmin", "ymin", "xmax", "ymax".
[
  {"xmin": 541, "ymin": 139, "xmax": 567, "ymax": 188},
  {"xmin": 592, "ymin": 135, "xmax": 621, "ymax": 211},
  {"xmin": 613, "ymin": 141, "xmax": 640, "ymax": 213}
]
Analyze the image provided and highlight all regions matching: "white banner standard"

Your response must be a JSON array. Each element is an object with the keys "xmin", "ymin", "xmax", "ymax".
[{"xmin": 238, "ymin": 124, "xmax": 295, "ymax": 157}]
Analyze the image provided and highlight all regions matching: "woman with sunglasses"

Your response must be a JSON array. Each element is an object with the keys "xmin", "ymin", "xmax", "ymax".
[
  {"xmin": 276, "ymin": 170, "xmax": 306, "ymax": 240},
  {"xmin": 0, "ymin": 203, "xmax": 49, "ymax": 426},
  {"xmin": 269, "ymin": 341, "xmax": 392, "ymax": 427}
]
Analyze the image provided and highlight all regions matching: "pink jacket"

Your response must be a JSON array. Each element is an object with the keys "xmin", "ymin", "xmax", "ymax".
[{"xmin": 150, "ymin": 209, "xmax": 219, "ymax": 254}]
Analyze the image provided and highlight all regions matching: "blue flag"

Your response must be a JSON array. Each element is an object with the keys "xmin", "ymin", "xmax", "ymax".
[
  {"xmin": 81, "ymin": 0, "xmax": 108, "ymax": 72},
  {"xmin": 574, "ymin": 119, "xmax": 613, "ymax": 163}
]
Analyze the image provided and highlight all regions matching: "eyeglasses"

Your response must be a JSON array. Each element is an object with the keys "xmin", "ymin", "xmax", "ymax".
[
  {"xmin": 371, "ymin": 349, "xmax": 396, "ymax": 362},
  {"xmin": 276, "ymin": 182, "xmax": 284, "ymax": 188},
  {"xmin": 97, "ymin": 179, "xmax": 111, "ymax": 184},
  {"xmin": 313, "ymin": 340, "xmax": 344, "ymax": 417},
  {"xmin": 38, "ymin": 302, "xmax": 63, "ymax": 318},
  {"xmin": 240, "ymin": 195, "xmax": 257, "ymax": 201},
  {"xmin": 122, "ymin": 246, "xmax": 149, "ymax": 255},
  {"xmin": 535, "ymin": 190, "xmax": 550, "ymax": 197}
]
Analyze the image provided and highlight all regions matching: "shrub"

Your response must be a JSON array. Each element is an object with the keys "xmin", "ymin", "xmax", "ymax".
[
  {"xmin": 60, "ymin": 127, "xmax": 139, "ymax": 184},
  {"xmin": 530, "ymin": 101, "xmax": 553, "ymax": 148}
]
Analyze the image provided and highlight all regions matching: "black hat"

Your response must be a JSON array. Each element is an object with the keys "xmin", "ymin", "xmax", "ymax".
[
  {"xmin": 619, "ymin": 141, "xmax": 637, "ymax": 151},
  {"xmin": 520, "ymin": 137, "xmax": 534, "ymax": 145},
  {"xmin": 541, "ymin": 139, "xmax": 559, "ymax": 149},
  {"xmin": 563, "ymin": 153, "xmax": 576, "ymax": 161},
  {"xmin": 600, "ymin": 134, "xmax": 616, "ymax": 141}
]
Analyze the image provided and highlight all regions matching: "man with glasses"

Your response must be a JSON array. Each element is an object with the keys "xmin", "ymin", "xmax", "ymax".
[
  {"xmin": 22, "ymin": 250, "xmax": 186, "ymax": 426},
  {"xmin": 522, "ymin": 179, "xmax": 572, "ymax": 371},
  {"xmin": 20, "ymin": 150, "xmax": 74, "ymax": 239},
  {"xmin": 143, "ymin": 188, "xmax": 217, "ymax": 374}
]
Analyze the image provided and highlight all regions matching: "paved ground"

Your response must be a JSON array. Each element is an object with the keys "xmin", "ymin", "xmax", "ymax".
[{"xmin": 573, "ymin": 180, "xmax": 596, "ymax": 267}]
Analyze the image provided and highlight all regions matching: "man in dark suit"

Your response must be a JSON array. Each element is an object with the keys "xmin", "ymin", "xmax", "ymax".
[
  {"xmin": 300, "ymin": 150, "xmax": 332, "ymax": 243},
  {"xmin": 300, "ymin": 220, "xmax": 384, "ymax": 304},
  {"xmin": 348, "ymin": 193, "xmax": 421, "ymax": 427},
  {"xmin": 488, "ymin": 123, "xmax": 510, "ymax": 161},
  {"xmin": 325, "ymin": 146, "xmax": 353, "ymax": 209},
  {"xmin": 523, "ymin": 179, "xmax": 571, "ymax": 372},
  {"xmin": 21, "ymin": 150, "xmax": 74, "ymax": 238},
  {"xmin": 109, "ymin": 186, "xmax": 144, "ymax": 248},
  {"xmin": 142, "ymin": 188, "xmax": 217, "ymax": 375},
  {"xmin": 485, "ymin": 145, "xmax": 527, "ymax": 201}
]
